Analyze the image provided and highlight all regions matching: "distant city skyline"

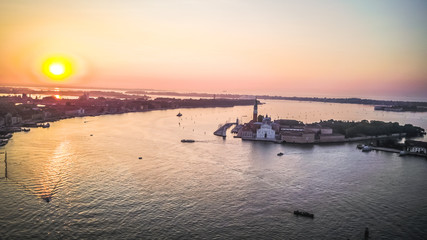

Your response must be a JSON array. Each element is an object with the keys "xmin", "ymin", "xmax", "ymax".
[{"xmin": 1, "ymin": 0, "xmax": 426, "ymax": 98}]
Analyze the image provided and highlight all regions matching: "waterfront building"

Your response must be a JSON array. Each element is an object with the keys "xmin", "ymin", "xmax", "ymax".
[
  {"xmin": 11, "ymin": 115, "xmax": 22, "ymax": 125},
  {"xmin": 65, "ymin": 107, "xmax": 85, "ymax": 116},
  {"xmin": 405, "ymin": 140, "xmax": 427, "ymax": 155},
  {"xmin": 241, "ymin": 121, "xmax": 257, "ymax": 139},
  {"xmin": 4, "ymin": 113, "xmax": 23, "ymax": 126},
  {"xmin": 318, "ymin": 133, "xmax": 345, "ymax": 142},
  {"xmin": 304, "ymin": 123, "xmax": 333, "ymax": 134},
  {"xmin": 276, "ymin": 120, "xmax": 344, "ymax": 143},
  {"xmin": 281, "ymin": 131, "xmax": 315, "ymax": 143},
  {"xmin": 31, "ymin": 112, "xmax": 45, "ymax": 121}
]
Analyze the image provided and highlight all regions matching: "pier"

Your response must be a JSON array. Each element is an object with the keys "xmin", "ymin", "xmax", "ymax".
[
  {"xmin": 214, "ymin": 123, "xmax": 235, "ymax": 137},
  {"xmin": 370, "ymin": 146, "xmax": 401, "ymax": 153}
]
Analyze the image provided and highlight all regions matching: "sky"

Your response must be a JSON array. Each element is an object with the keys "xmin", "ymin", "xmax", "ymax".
[{"xmin": 1, "ymin": 0, "xmax": 426, "ymax": 98}]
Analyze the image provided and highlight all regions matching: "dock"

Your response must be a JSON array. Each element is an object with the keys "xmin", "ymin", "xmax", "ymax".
[
  {"xmin": 214, "ymin": 123, "xmax": 235, "ymax": 137},
  {"xmin": 370, "ymin": 146, "xmax": 401, "ymax": 153}
]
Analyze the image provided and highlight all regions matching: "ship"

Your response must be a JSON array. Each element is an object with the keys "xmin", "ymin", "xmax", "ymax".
[{"xmin": 293, "ymin": 210, "xmax": 314, "ymax": 218}]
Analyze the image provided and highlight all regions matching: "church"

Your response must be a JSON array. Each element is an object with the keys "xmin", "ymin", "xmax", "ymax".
[
  {"xmin": 240, "ymin": 98, "xmax": 278, "ymax": 142},
  {"xmin": 255, "ymin": 115, "xmax": 276, "ymax": 140}
]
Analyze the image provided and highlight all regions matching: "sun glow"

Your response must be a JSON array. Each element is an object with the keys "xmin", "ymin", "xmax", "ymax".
[{"xmin": 42, "ymin": 56, "xmax": 74, "ymax": 81}]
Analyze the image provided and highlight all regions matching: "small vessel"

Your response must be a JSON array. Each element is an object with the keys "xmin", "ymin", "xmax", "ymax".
[
  {"xmin": 181, "ymin": 139, "xmax": 195, "ymax": 143},
  {"xmin": 362, "ymin": 146, "xmax": 372, "ymax": 152},
  {"xmin": 357, "ymin": 144, "xmax": 364, "ymax": 149},
  {"xmin": 22, "ymin": 128, "xmax": 31, "ymax": 132},
  {"xmin": 277, "ymin": 152, "xmax": 284, "ymax": 156},
  {"xmin": 0, "ymin": 133, "xmax": 13, "ymax": 139},
  {"xmin": 41, "ymin": 123, "xmax": 50, "ymax": 128},
  {"xmin": 177, "ymin": 112, "xmax": 182, "ymax": 117},
  {"xmin": 138, "ymin": 157, "xmax": 142, "ymax": 159},
  {"xmin": 293, "ymin": 210, "xmax": 314, "ymax": 218}
]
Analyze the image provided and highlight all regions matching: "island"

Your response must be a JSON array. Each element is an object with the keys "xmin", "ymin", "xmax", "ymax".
[{"xmin": 215, "ymin": 99, "xmax": 426, "ymax": 158}]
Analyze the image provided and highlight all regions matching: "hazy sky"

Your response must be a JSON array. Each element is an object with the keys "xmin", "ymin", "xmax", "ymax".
[{"xmin": 1, "ymin": 0, "xmax": 426, "ymax": 97}]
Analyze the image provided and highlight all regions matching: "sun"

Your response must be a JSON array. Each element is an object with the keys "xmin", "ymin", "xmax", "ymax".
[
  {"xmin": 42, "ymin": 55, "xmax": 74, "ymax": 81},
  {"xmin": 49, "ymin": 63, "xmax": 65, "ymax": 75}
]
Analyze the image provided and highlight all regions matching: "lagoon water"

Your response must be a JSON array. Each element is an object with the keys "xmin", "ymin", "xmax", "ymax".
[{"xmin": 1, "ymin": 100, "xmax": 427, "ymax": 239}]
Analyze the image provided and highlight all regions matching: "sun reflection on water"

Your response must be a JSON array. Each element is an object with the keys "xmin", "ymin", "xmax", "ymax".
[{"xmin": 31, "ymin": 141, "xmax": 72, "ymax": 202}]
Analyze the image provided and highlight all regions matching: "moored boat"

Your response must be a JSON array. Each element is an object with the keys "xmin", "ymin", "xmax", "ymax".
[
  {"xmin": 0, "ymin": 133, "xmax": 13, "ymax": 139},
  {"xmin": 0, "ymin": 140, "xmax": 8, "ymax": 146},
  {"xmin": 362, "ymin": 146, "xmax": 372, "ymax": 152},
  {"xmin": 399, "ymin": 151, "xmax": 407, "ymax": 156},
  {"xmin": 181, "ymin": 139, "xmax": 195, "ymax": 143}
]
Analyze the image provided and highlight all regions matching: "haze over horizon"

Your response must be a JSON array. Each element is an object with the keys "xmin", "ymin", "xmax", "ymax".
[{"xmin": 1, "ymin": 0, "xmax": 426, "ymax": 99}]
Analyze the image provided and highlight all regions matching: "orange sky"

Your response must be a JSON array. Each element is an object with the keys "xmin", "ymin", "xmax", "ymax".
[{"xmin": 1, "ymin": 0, "xmax": 426, "ymax": 98}]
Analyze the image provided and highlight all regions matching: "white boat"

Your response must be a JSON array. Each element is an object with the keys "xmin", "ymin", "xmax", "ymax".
[
  {"xmin": 399, "ymin": 151, "xmax": 407, "ymax": 156},
  {"xmin": 362, "ymin": 146, "xmax": 372, "ymax": 152}
]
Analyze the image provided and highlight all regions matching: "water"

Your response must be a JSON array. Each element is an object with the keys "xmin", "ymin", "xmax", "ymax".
[{"xmin": 1, "ymin": 100, "xmax": 426, "ymax": 239}]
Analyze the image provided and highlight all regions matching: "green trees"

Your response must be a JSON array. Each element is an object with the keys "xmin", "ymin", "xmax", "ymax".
[{"xmin": 314, "ymin": 119, "xmax": 425, "ymax": 138}]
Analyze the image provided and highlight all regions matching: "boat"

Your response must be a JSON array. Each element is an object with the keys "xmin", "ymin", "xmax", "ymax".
[
  {"xmin": 399, "ymin": 151, "xmax": 407, "ymax": 156},
  {"xmin": 293, "ymin": 210, "xmax": 314, "ymax": 218},
  {"xmin": 38, "ymin": 123, "xmax": 50, "ymax": 128},
  {"xmin": 22, "ymin": 128, "xmax": 31, "ymax": 132},
  {"xmin": 277, "ymin": 152, "xmax": 284, "ymax": 156},
  {"xmin": 357, "ymin": 144, "xmax": 364, "ymax": 149},
  {"xmin": 177, "ymin": 112, "xmax": 182, "ymax": 117},
  {"xmin": 42, "ymin": 196, "xmax": 51, "ymax": 203},
  {"xmin": 362, "ymin": 146, "xmax": 372, "ymax": 152},
  {"xmin": 0, "ymin": 133, "xmax": 12, "ymax": 139},
  {"xmin": 181, "ymin": 139, "xmax": 195, "ymax": 143}
]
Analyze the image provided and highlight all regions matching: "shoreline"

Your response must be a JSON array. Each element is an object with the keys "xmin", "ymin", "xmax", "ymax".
[
  {"xmin": 2, "ymin": 86, "xmax": 427, "ymax": 108},
  {"xmin": 0, "ymin": 103, "xmax": 254, "ymax": 147},
  {"xmin": 240, "ymin": 133, "xmax": 408, "ymax": 144}
]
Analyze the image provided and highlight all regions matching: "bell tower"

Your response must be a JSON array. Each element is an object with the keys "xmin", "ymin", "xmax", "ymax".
[{"xmin": 253, "ymin": 98, "xmax": 258, "ymax": 122}]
